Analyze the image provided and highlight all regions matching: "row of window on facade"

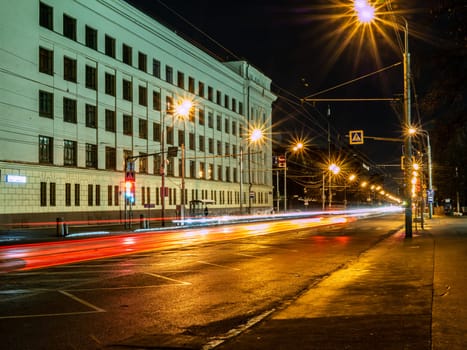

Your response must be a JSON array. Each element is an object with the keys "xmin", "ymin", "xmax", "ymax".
[
  {"xmin": 39, "ymin": 182, "xmax": 269, "ymax": 208},
  {"xmin": 39, "ymin": 2, "xmax": 243, "ymax": 114},
  {"xmin": 38, "ymin": 135, "xmax": 239, "ymax": 182}
]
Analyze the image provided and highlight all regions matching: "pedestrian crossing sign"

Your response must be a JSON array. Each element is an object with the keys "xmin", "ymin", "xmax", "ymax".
[{"xmin": 349, "ymin": 130, "xmax": 364, "ymax": 145}]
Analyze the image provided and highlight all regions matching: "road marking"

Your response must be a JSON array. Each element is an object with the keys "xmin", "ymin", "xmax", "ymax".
[
  {"xmin": 144, "ymin": 272, "xmax": 191, "ymax": 285},
  {"xmin": 197, "ymin": 261, "xmax": 240, "ymax": 271},
  {"xmin": 0, "ymin": 310, "xmax": 104, "ymax": 320},
  {"xmin": 59, "ymin": 290, "xmax": 106, "ymax": 312}
]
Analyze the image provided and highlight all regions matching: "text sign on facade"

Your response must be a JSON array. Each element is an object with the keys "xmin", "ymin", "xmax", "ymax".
[{"xmin": 349, "ymin": 130, "xmax": 364, "ymax": 145}]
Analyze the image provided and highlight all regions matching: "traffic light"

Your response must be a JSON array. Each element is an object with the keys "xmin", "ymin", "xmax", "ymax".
[
  {"xmin": 278, "ymin": 155, "xmax": 286, "ymax": 168},
  {"xmin": 125, "ymin": 160, "xmax": 136, "ymax": 204}
]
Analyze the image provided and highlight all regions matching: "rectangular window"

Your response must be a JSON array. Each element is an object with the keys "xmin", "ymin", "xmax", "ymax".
[
  {"xmin": 105, "ymin": 35, "xmax": 115, "ymax": 58},
  {"xmin": 232, "ymin": 98, "xmax": 237, "ymax": 112},
  {"xmin": 232, "ymin": 121, "xmax": 237, "ymax": 135},
  {"xmin": 239, "ymin": 102, "xmax": 244, "ymax": 115},
  {"xmin": 208, "ymin": 86, "xmax": 213, "ymax": 101},
  {"xmin": 74, "ymin": 183, "xmax": 80, "ymax": 206},
  {"xmin": 88, "ymin": 184, "xmax": 93, "ymax": 206},
  {"xmin": 139, "ymin": 119, "xmax": 148, "ymax": 139},
  {"xmin": 85, "ymin": 143, "xmax": 97, "ymax": 168},
  {"xmin": 39, "ymin": 90, "xmax": 53, "ymax": 118},
  {"xmin": 39, "ymin": 47, "xmax": 53, "ymax": 75},
  {"xmin": 50, "ymin": 182, "xmax": 56, "ymax": 206},
  {"xmin": 108, "ymin": 185, "xmax": 113, "ymax": 206},
  {"xmin": 224, "ymin": 95, "xmax": 230, "ymax": 109},
  {"xmin": 208, "ymin": 138, "xmax": 214, "ymax": 154},
  {"xmin": 39, "ymin": 2, "xmax": 53, "ymax": 30},
  {"xmin": 208, "ymin": 164, "xmax": 213, "ymax": 180},
  {"xmin": 153, "ymin": 91, "xmax": 161, "ymax": 111},
  {"xmin": 64, "ymin": 140, "xmax": 77, "ymax": 166},
  {"xmin": 85, "ymin": 65, "xmax": 97, "ymax": 90},
  {"xmin": 63, "ymin": 97, "xmax": 77, "ymax": 123},
  {"xmin": 85, "ymin": 104, "xmax": 97, "ymax": 128},
  {"xmin": 95, "ymin": 185, "xmax": 101, "ymax": 206},
  {"xmin": 153, "ymin": 122, "xmax": 161, "ymax": 142},
  {"xmin": 123, "ymin": 114, "xmax": 132, "ymax": 135},
  {"xmin": 105, "ymin": 72, "xmax": 115, "ymax": 96},
  {"xmin": 208, "ymin": 112, "xmax": 213, "ymax": 128},
  {"xmin": 225, "ymin": 117, "xmax": 230, "ymax": 133},
  {"xmin": 122, "ymin": 79, "xmax": 132, "ymax": 101},
  {"xmin": 105, "ymin": 109, "xmax": 116, "ymax": 132},
  {"xmin": 138, "ymin": 52, "xmax": 147, "ymax": 72},
  {"xmin": 189, "ymin": 160, "xmax": 195, "ymax": 178},
  {"xmin": 166, "ymin": 96, "xmax": 173, "ymax": 113},
  {"xmin": 114, "ymin": 185, "xmax": 119, "ymax": 206},
  {"xmin": 217, "ymin": 140, "xmax": 222, "ymax": 155},
  {"xmin": 216, "ymin": 90, "xmax": 222, "ymax": 104},
  {"xmin": 152, "ymin": 59, "xmax": 161, "ymax": 78},
  {"xmin": 225, "ymin": 143, "xmax": 230, "ymax": 156},
  {"xmin": 178, "ymin": 130, "xmax": 185, "ymax": 147},
  {"xmin": 105, "ymin": 147, "xmax": 116, "ymax": 170},
  {"xmin": 199, "ymin": 162, "xmax": 205, "ymax": 179},
  {"xmin": 65, "ymin": 183, "xmax": 71, "ymax": 206},
  {"xmin": 122, "ymin": 44, "xmax": 132, "ymax": 65},
  {"xmin": 63, "ymin": 14, "xmax": 76, "ymax": 40},
  {"xmin": 166, "ymin": 126, "xmax": 174, "ymax": 145},
  {"xmin": 199, "ymin": 135, "xmax": 205, "ymax": 152},
  {"xmin": 85, "ymin": 25, "xmax": 97, "ymax": 50},
  {"xmin": 40, "ymin": 182, "xmax": 47, "ymax": 207},
  {"xmin": 139, "ymin": 153, "xmax": 148, "ymax": 174},
  {"xmin": 177, "ymin": 71, "xmax": 184, "ymax": 89},
  {"xmin": 216, "ymin": 114, "xmax": 222, "ymax": 131},
  {"xmin": 139, "ymin": 86, "xmax": 147, "ymax": 106},
  {"xmin": 165, "ymin": 65, "xmax": 173, "ymax": 84},
  {"xmin": 39, "ymin": 135, "xmax": 53, "ymax": 164},
  {"xmin": 217, "ymin": 165, "xmax": 223, "ymax": 181},
  {"xmin": 199, "ymin": 109, "xmax": 205, "ymax": 125},
  {"xmin": 63, "ymin": 56, "xmax": 77, "ymax": 82},
  {"xmin": 188, "ymin": 77, "xmax": 195, "ymax": 93},
  {"xmin": 189, "ymin": 132, "xmax": 195, "ymax": 150},
  {"xmin": 198, "ymin": 82, "xmax": 205, "ymax": 98}
]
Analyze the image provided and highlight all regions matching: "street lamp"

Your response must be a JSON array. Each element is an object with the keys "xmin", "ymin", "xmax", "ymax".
[
  {"xmin": 353, "ymin": 1, "xmax": 413, "ymax": 238},
  {"xmin": 284, "ymin": 142, "xmax": 303, "ymax": 212},
  {"xmin": 328, "ymin": 163, "xmax": 341, "ymax": 208},
  {"xmin": 344, "ymin": 173, "xmax": 357, "ymax": 208},
  {"xmin": 244, "ymin": 126, "xmax": 265, "ymax": 214}
]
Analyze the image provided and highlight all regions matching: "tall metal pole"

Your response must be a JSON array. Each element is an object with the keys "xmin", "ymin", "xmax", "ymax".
[
  {"xmin": 426, "ymin": 132, "xmax": 433, "ymax": 219},
  {"xmin": 284, "ymin": 151, "xmax": 288, "ymax": 212},
  {"xmin": 181, "ymin": 143, "xmax": 185, "ymax": 222},
  {"xmin": 403, "ymin": 18, "xmax": 413, "ymax": 238},
  {"xmin": 161, "ymin": 112, "xmax": 166, "ymax": 227},
  {"xmin": 239, "ymin": 147, "xmax": 243, "ymax": 213}
]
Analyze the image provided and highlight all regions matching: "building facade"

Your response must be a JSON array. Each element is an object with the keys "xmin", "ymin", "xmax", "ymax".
[{"xmin": 0, "ymin": 0, "xmax": 276, "ymax": 226}]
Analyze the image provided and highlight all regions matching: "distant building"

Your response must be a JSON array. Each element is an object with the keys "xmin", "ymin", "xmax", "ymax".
[{"xmin": 0, "ymin": 0, "xmax": 276, "ymax": 226}]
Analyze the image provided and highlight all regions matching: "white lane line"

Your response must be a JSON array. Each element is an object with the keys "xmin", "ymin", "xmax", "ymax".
[
  {"xmin": 59, "ymin": 290, "xmax": 106, "ymax": 312},
  {"xmin": 144, "ymin": 272, "xmax": 191, "ymax": 285},
  {"xmin": 197, "ymin": 261, "xmax": 240, "ymax": 271},
  {"xmin": 0, "ymin": 310, "xmax": 104, "ymax": 320},
  {"xmin": 235, "ymin": 253, "xmax": 272, "ymax": 260}
]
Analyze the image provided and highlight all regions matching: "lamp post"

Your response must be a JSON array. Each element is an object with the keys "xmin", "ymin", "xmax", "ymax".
[
  {"xmin": 328, "ymin": 163, "xmax": 341, "ymax": 208},
  {"xmin": 354, "ymin": 1, "xmax": 413, "ymax": 238},
  {"xmin": 284, "ymin": 142, "xmax": 303, "ymax": 212}
]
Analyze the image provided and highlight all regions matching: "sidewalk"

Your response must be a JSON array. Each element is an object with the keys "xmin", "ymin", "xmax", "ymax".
[{"xmin": 215, "ymin": 216, "xmax": 467, "ymax": 350}]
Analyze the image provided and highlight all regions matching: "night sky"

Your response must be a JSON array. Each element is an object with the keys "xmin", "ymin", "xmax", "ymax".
[{"xmin": 124, "ymin": 0, "xmax": 445, "ymax": 171}]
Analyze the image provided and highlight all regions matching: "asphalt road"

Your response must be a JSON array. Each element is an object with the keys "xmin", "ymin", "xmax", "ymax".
[{"xmin": 0, "ymin": 214, "xmax": 403, "ymax": 349}]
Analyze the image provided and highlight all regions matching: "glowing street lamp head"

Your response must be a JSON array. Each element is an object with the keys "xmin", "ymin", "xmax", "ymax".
[
  {"xmin": 250, "ymin": 128, "xmax": 263, "ymax": 143},
  {"xmin": 354, "ymin": 0, "xmax": 375, "ymax": 24},
  {"xmin": 175, "ymin": 99, "xmax": 193, "ymax": 118}
]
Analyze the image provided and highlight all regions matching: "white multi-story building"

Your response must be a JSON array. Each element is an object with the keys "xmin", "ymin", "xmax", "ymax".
[{"xmin": 0, "ymin": 0, "xmax": 276, "ymax": 227}]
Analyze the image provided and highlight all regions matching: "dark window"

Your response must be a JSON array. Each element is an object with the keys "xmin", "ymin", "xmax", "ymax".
[
  {"xmin": 239, "ymin": 102, "xmax": 244, "ymax": 115},
  {"xmin": 138, "ymin": 52, "xmax": 147, "ymax": 71},
  {"xmin": 39, "ymin": 135, "xmax": 53, "ymax": 163},
  {"xmin": 152, "ymin": 59, "xmax": 160, "ymax": 78},
  {"xmin": 122, "ymin": 44, "xmax": 132, "ymax": 65},
  {"xmin": 85, "ymin": 65, "xmax": 97, "ymax": 90},
  {"xmin": 153, "ymin": 91, "xmax": 161, "ymax": 111},
  {"xmin": 232, "ymin": 98, "xmax": 237, "ymax": 112},
  {"xmin": 232, "ymin": 121, "xmax": 237, "ymax": 135},
  {"xmin": 108, "ymin": 185, "xmax": 113, "ymax": 206},
  {"xmin": 74, "ymin": 183, "xmax": 80, "ymax": 206},
  {"xmin": 105, "ymin": 35, "xmax": 115, "ymax": 58},
  {"xmin": 189, "ymin": 132, "xmax": 195, "ymax": 150},
  {"xmin": 105, "ymin": 72, "xmax": 115, "ymax": 96},
  {"xmin": 199, "ymin": 109, "xmax": 205, "ymax": 125},
  {"xmin": 65, "ymin": 183, "xmax": 71, "ymax": 206},
  {"xmin": 216, "ymin": 114, "xmax": 222, "ymax": 131},
  {"xmin": 188, "ymin": 77, "xmax": 195, "ymax": 93},
  {"xmin": 153, "ymin": 122, "xmax": 161, "ymax": 142},
  {"xmin": 85, "ymin": 25, "xmax": 97, "ymax": 50},
  {"xmin": 114, "ymin": 185, "xmax": 119, "ymax": 206},
  {"xmin": 64, "ymin": 140, "xmax": 77, "ymax": 166},
  {"xmin": 63, "ymin": 56, "xmax": 77, "ymax": 82},
  {"xmin": 139, "ymin": 119, "xmax": 147, "ymax": 139},
  {"xmin": 166, "ymin": 126, "xmax": 174, "ymax": 145},
  {"xmin": 105, "ymin": 147, "xmax": 116, "ymax": 170},
  {"xmin": 39, "ymin": 2, "xmax": 53, "ymax": 30},
  {"xmin": 63, "ymin": 14, "xmax": 76, "ymax": 40},
  {"xmin": 208, "ymin": 112, "xmax": 213, "ymax": 128},
  {"xmin": 39, "ymin": 47, "xmax": 53, "ymax": 75},
  {"xmin": 190, "ymin": 160, "xmax": 196, "ymax": 178},
  {"xmin": 198, "ymin": 82, "xmax": 205, "ymax": 98},
  {"xmin": 224, "ymin": 95, "xmax": 229, "ymax": 109},
  {"xmin": 40, "ymin": 182, "xmax": 47, "ymax": 206},
  {"xmin": 50, "ymin": 182, "xmax": 56, "ymax": 206},
  {"xmin": 177, "ymin": 71, "xmax": 184, "ymax": 89},
  {"xmin": 216, "ymin": 90, "xmax": 221, "ymax": 105},
  {"xmin": 95, "ymin": 185, "xmax": 101, "ymax": 206},
  {"xmin": 105, "ymin": 109, "xmax": 116, "ymax": 132},
  {"xmin": 178, "ymin": 129, "xmax": 185, "ymax": 146},
  {"xmin": 225, "ymin": 117, "xmax": 230, "ymax": 133},
  {"xmin": 85, "ymin": 104, "xmax": 97, "ymax": 128},
  {"xmin": 199, "ymin": 135, "xmax": 205, "ymax": 152},
  {"xmin": 208, "ymin": 138, "xmax": 214, "ymax": 153},
  {"xmin": 63, "ymin": 97, "xmax": 77, "ymax": 123},
  {"xmin": 217, "ymin": 140, "xmax": 222, "ymax": 155},
  {"xmin": 138, "ymin": 86, "xmax": 147, "ymax": 106},
  {"xmin": 208, "ymin": 86, "xmax": 213, "ymax": 101},
  {"xmin": 165, "ymin": 66, "xmax": 173, "ymax": 84},
  {"xmin": 122, "ymin": 79, "xmax": 132, "ymax": 101},
  {"xmin": 139, "ymin": 154, "xmax": 147, "ymax": 174},
  {"xmin": 39, "ymin": 90, "xmax": 53, "ymax": 118},
  {"xmin": 88, "ymin": 184, "xmax": 93, "ymax": 206},
  {"xmin": 166, "ymin": 96, "xmax": 173, "ymax": 113},
  {"xmin": 86, "ymin": 143, "xmax": 97, "ymax": 168},
  {"xmin": 123, "ymin": 114, "xmax": 132, "ymax": 135}
]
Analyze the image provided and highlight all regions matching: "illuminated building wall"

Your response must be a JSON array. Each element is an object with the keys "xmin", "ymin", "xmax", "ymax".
[{"xmin": 0, "ymin": 0, "xmax": 276, "ymax": 225}]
